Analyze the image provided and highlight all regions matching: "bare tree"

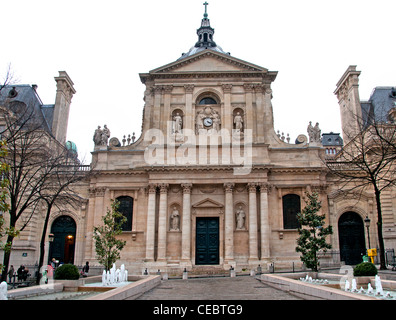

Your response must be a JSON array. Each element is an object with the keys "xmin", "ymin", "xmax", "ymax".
[
  {"xmin": 36, "ymin": 150, "xmax": 89, "ymax": 284},
  {"xmin": 326, "ymin": 108, "xmax": 396, "ymax": 270},
  {"xmin": 0, "ymin": 87, "xmax": 87, "ymax": 281}
]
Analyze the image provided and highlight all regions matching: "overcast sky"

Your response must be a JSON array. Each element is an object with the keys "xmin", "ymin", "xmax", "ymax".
[{"xmin": 1, "ymin": 0, "xmax": 395, "ymax": 162}]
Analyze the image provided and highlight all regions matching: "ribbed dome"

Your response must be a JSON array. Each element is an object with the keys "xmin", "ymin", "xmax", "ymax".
[{"xmin": 178, "ymin": 2, "xmax": 230, "ymax": 60}]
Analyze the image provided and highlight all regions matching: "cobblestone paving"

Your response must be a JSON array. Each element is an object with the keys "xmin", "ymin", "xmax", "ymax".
[{"xmin": 135, "ymin": 275, "xmax": 302, "ymax": 300}]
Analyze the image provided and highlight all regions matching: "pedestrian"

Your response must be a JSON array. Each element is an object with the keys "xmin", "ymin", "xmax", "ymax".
[
  {"xmin": 51, "ymin": 258, "xmax": 57, "ymax": 269},
  {"xmin": 7, "ymin": 265, "xmax": 14, "ymax": 283},
  {"xmin": 81, "ymin": 261, "xmax": 89, "ymax": 277},
  {"xmin": 17, "ymin": 265, "xmax": 24, "ymax": 281}
]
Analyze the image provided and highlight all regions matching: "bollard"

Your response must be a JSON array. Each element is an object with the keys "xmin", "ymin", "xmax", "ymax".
[
  {"xmin": 257, "ymin": 265, "xmax": 262, "ymax": 275},
  {"xmin": 182, "ymin": 268, "xmax": 188, "ymax": 280},
  {"xmin": 162, "ymin": 273, "xmax": 168, "ymax": 280},
  {"xmin": 230, "ymin": 266, "xmax": 236, "ymax": 278}
]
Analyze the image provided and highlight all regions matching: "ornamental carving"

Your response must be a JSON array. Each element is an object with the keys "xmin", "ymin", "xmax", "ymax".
[
  {"xmin": 184, "ymin": 84, "xmax": 195, "ymax": 93},
  {"xmin": 223, "ymin": 182, "xmax": 235, "ymax": 193},
  {"xmin": 159, "ymin": 183, "xmax": 169, "ymax": 193},
  {"xmin": 181, "ymin": 183, "xmax": 192, "ymax": 194},
  {"xmin": 195, "ymin": 106, "xmax": 221, "ymax": 134},
  {"xmin": 247, "ymin": 182, "xmax": 258, "ymax": 193}
]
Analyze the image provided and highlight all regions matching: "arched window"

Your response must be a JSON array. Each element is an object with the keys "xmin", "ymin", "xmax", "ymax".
[
  {"xmin": 116, "ymin": 196, "xmax": 133, "ymax": 231},
  {"xmin": 199, "ymin": 97, "xmax": 217, "ymax": 105},
  {"xmin": 282, "ymin": 194, "xmax": 301, "ymax": 229}
]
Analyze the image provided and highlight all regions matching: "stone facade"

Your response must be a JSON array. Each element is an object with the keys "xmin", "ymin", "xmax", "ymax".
[
  {"xmin": 84, "ymin": 49, "xmax": 332, "ymax": 273},
  {"xmin": 2, "ymin": 10, "xmax": 396, "ymax": 275}
]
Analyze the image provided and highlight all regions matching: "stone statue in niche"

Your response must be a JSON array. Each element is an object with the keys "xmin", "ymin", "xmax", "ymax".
[
  {"xmin": 212, "ymin": 111, "xmax": 221, "ymax": 132},
  {"xmin": 173, "ymin": 113, "xmax": 182, "ymax": 133},
  {"xmin": 170, "ymin": 206, "xmax": 180, "ymax": 231},
  {"xmin": 235, "ymin": 205, "xmax": 246, "ymax": 230},
  {"xmin": 234, "ymin": 112, "xmax": 244, "ymax": 132}
]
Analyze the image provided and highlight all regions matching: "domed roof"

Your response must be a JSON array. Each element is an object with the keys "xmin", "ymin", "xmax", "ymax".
[
  {"xmin": 65, "ymin": 140, "xmax": 78, "ymax": 153},
  {"xmin": 178, "ymin": 2, "xmax": 230, "ymax": 60},
  {"xmin": 179, "ymin": 45, "xmax": 229, "ymax": 60}
]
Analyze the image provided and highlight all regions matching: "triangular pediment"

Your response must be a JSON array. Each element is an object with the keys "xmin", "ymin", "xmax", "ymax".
[
  {"xmin": 149, "ymin": 50, "xmax": 268, "ymax": 74},
  {"xmin": 192, "ymin": 198, "xmax": 224, "ymax": 208}
]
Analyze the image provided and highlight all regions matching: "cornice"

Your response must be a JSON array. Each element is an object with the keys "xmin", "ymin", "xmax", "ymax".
[{"xmin": 140, "ymin": 71, "xmax": 276, "ymax": 83}]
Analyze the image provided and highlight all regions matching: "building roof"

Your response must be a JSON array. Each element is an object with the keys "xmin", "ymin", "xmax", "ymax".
[
  {"xmin": 0, "ymin": 84, "xmax": 53, "ymax": 134},
  {"xmin": 322, "ymin": 132, "xmax": 343, "ymax": 146},
  {"xmin": 361, "ymin": 86, "xmax": 396, "ymax": 127}
]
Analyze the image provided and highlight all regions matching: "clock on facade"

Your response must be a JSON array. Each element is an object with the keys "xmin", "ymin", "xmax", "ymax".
[{"xmin": 203, "ymin": 117, "xmax": 213, "ymax": 127}]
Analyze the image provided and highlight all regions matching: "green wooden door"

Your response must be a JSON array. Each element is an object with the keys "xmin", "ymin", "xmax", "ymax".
[{"xmin": 195, "ymin": 217, "xmax": 219, "ymax": 265}]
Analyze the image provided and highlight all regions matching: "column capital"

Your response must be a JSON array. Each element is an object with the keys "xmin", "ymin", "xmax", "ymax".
[
  {"xmin": 258, "ymin": 183, "xmax": 271, "ymax": 193},
  {"xmin": 159, "ymin": 183, "xmax": 169, "ymax": 193},
  {"xmin": 243, "ymin": 83, "xmax": 254, "ymax": 93},
  {"xmin": 247, "ymin": 182, "xmax": 258, "ymax": 193},
  {"xmin": 181, "ymin": 183, "xmax": 192, "ymax": 194},
  {"xmin": 148, "ymin": 183, "xmax": 157, "ymax": 194},
  {"xmin": 154, "ymin": 86, "xmax": 163, "ymax": 94},
  {"xmin": 184, "ymin": 84, "xmax": 195, "ymax": 93},
  {"xmin": 223, "ymin": 182, "xmax": 235, "ymax": 193},
  {"xmin": 222, "ymin": 84, "xmax": 233, "ymax": 93},
  {"xmin": 163, "ymin": 85, "xmax": 173, "ymax": 94}
]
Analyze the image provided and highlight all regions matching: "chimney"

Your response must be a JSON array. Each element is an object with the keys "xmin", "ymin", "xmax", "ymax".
[{"xmin": 52, "ymin": 71, "xmax": 76, "ymax": 145}]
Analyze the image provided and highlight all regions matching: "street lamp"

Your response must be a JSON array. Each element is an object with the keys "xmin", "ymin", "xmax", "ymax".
[{"xmin": 364, "ymin": 216, "xmax": 371, "ymax": 249}]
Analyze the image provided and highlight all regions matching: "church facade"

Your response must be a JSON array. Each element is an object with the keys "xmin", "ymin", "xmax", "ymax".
[{"xmin": 3, "ymin": 5, "xmax": 396, "ymax": 274}]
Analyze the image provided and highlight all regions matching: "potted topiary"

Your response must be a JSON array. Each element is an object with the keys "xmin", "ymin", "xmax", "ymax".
[
  {"xmin": 353, "ymin": 262, "xmax": 378, "ymax": 277},
  {"xmin": 54, "ymin": 264, "xmax": 83, "ymax": 290}
]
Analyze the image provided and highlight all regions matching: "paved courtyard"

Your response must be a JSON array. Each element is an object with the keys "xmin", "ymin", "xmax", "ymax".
[{"xmin": 134, "ymin": 275, "xmax": 302, "ymax": 300}]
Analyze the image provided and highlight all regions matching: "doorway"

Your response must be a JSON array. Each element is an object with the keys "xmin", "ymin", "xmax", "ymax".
[
  {"xmin": 49, "ymin": 216, "xmax": 76, "ymax": 264},
  {"xmin": 338, "ymin": 211, "xmax": 366, "ymax": 265},
  {"xmin": 195, "ymin": 217, "xmax": 219, "ymax": 265}
]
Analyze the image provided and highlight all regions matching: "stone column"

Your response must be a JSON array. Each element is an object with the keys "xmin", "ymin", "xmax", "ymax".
[
  {"xmin": 145, "ymin": 184, "xmax": 157, "ymax": 261},
  {"xmin": 248, "ymin": 183, "xmax": 259, "ymax": 262},
  {"xmin": 157, "ymin": 183, "xmax": 169, "ymax": 261},
  {"xmin": 244, "ymin": 84, "xmax": 255, "ymax": 141},
  {"xmin": 254, "ymin": 84, "xmax": 265, "ymax": 143},
  {"xmin": 86, "ymin": 187, "xmax": 106, "ymax": 260},
  {"xmin": 181, "ymin": 183, "xmax": 192, "ymax": 262},
  {"xmin": 259, "ymin": 183, "xmax": 271, "ymax": 259},
  {"xmin": 162, "ymin": 85, "xmax": 173, "ymax": 135},
  {"xmin": 222, "ymin": 84, "xmax": 233, "ymax": 132},
  {"xmin": 224, "ymin": 182, "xmax": 235, "ymax": 263},
  {"xmin": 153, "ymin": 86, "xmax": 162, "ymax": 129},
  {"xmin": 184, "ymin": 85, "xmax": 194, "ymax": 131}
]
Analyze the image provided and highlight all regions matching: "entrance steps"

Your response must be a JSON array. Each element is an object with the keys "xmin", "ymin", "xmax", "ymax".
[{"xmin": 189, "ymin": 266, "xmax": 230, "ymax": 277}]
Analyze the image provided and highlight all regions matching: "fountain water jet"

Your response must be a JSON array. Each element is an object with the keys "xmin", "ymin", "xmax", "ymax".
[{"xmin": 101, "ymin": 263, "xmax": 129, "ymax": 286}]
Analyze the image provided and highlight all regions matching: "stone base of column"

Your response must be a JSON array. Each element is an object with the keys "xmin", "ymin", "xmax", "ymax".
[
  {"xmin": 224, "ymin": 260, "xmax": 235, "ymax": 270},
  {"xmin": 248, "ymin": 259, "xmax": 260, "ymax": 267},
  {"xmin": 180, "ymin": 260, "xmax": 193, "ymax": 269}
]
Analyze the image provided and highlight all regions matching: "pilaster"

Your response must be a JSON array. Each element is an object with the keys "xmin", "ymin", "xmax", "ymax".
[
  {"xmin": 248, "ymin": 182, "xmax": 259, "ymax": 262},
  {"xmin": 181, "ymin": 183, "xmax": 193, "ymax": 262},
  {"xmin": 157, "ymin": 183, "xmax": 169, "ymax": 261},
  {"xmin": 224, "ymin": 182, "xmax": 235, "ymax": 263},
  {"xmin": 145, "ymin": 184, "xmax": 157, "ymax": 261}
]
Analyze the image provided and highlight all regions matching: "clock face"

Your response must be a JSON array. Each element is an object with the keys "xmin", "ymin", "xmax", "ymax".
[{"xmin": 203, "ymin": 117, "xmax": 213, "ymax": 127}]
